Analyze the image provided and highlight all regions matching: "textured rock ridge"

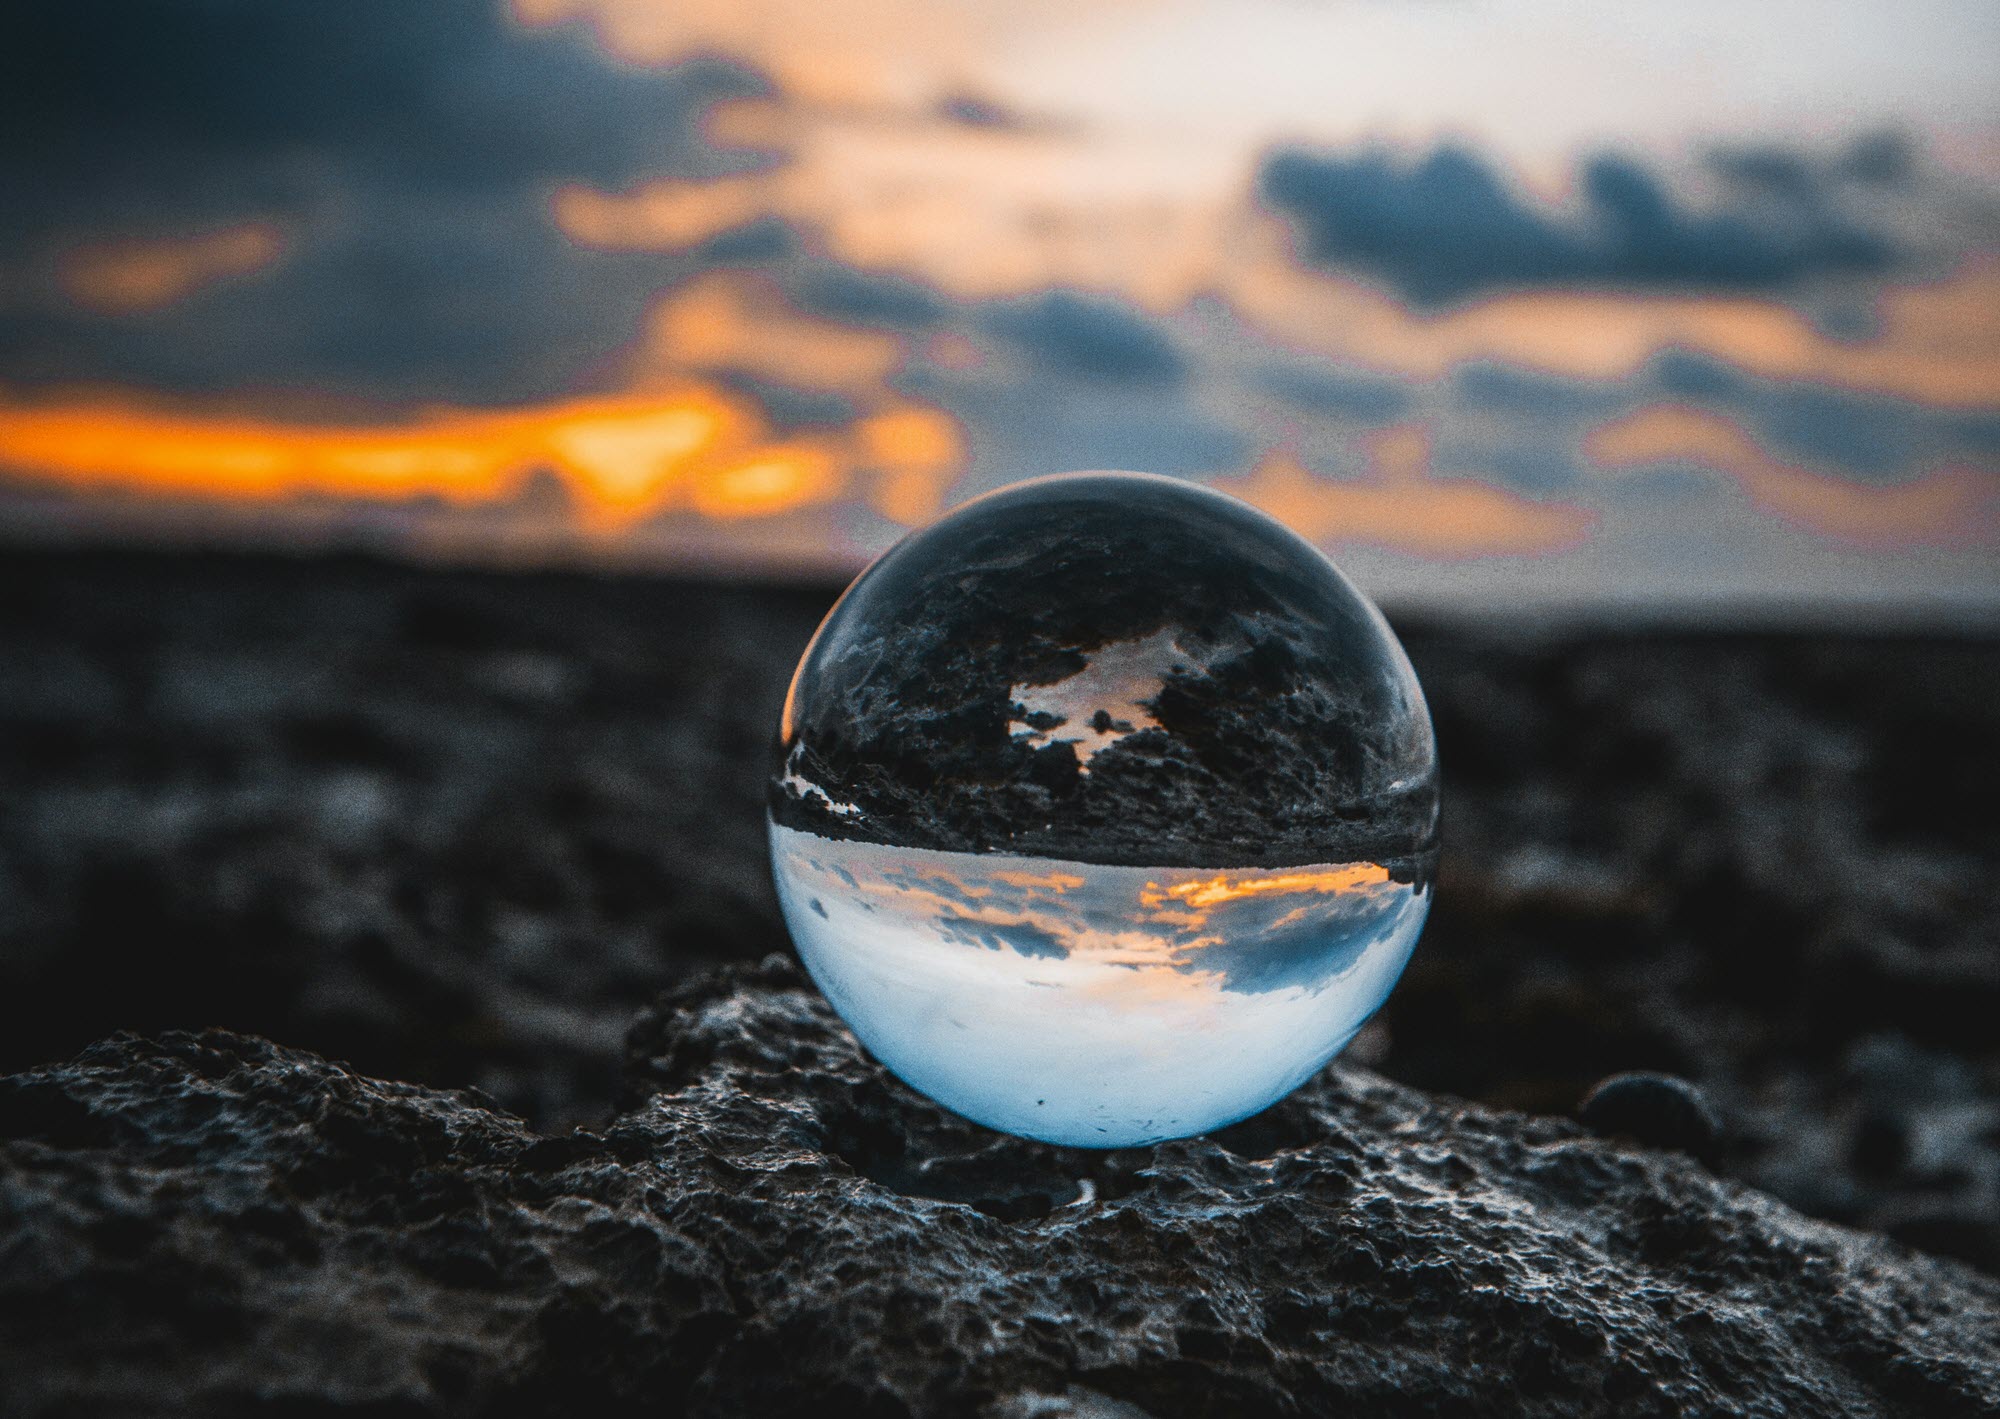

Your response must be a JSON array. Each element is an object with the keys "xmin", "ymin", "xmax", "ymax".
[{"xmin": 3, "ymin": 958, "xmax": 1995, "ymax": 1417}]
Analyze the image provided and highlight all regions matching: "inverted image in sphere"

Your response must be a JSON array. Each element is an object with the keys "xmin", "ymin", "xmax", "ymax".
[{"xmin": 770, "ymin": 472, "xmax": 1438, "ymax": 1147}]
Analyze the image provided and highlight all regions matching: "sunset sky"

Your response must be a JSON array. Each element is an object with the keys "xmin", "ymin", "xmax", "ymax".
[{"xmin": 2, "ymin": 0, "xmax": 1997, "ymax": 615}]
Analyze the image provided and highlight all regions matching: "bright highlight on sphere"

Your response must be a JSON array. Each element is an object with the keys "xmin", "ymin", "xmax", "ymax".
[{"xmin": 769, "ymin": 472, "xmax": 1438, "ymax": 1147}]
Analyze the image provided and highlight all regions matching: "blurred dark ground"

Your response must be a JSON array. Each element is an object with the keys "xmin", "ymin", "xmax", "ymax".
[{"xmin": 1, "ymin": 545, "xmax": 1995, "ymax": 1272}]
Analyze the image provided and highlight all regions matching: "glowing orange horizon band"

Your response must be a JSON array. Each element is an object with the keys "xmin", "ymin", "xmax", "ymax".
[{"xmin": 0, "ymin": 388, "xmax": 963, "ymax": 529}]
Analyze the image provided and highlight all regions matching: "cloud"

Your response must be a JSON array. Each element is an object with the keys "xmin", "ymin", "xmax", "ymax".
[
  {"xmin": 1650, "ymin": 349, "xmax": 2000, "ymax": 480},
  {"xmin": 938, "ymin": 916, "xmax": 1071, "ymax": 961},
  {"xmin": 56, "ymin": 222, "xmax": 288, "ymax": 314},
  {"xmin": 0, "ymin": 262, "xmax": 968, "ymax": 536},
  {"xmin": 0, "ymin": 0, "xmax": 766, "ymax": 403},
  {"xmin": 1711, "ymin": 130, "xmax": 1917, "ymax": 197},
  {"xmin": 935, "ymin": 94, "xmax": 1023, "ymax": 131},
  {"xmin": 553, "ymin": 175, "xmax": 778, "ymax": 256},
  {"xmin": 1586, "ymin": 405, "xmax": 1999, "ymax": 548},
  {"xmin": 1259, "ymin": 143, "xmax": 1897, "ymax": 305},
  {"xmin": 1434, "ymin": 442, "xmax": 1585, "ymax": 497},
  {"xmin": 786, "ymin": 836, "xmax": 1421, "ymax": 996},
  {"xmin": 5, "ymin": 199, "xmax": 714, "ymax": 405},
  {"xmin": 1, "ymin": 0, "xmax": 760, "ymax": 233},
  {"xmin": 712, "ymin": 376, "xmax": 856, "ymax": 433},
  {"xmin": 1253, "ymin": 362, "xmax": 1411, "ymax": 424},
  {"xmin": 926, "ymin": 373, "xmax": 1246, "ymax": 481},
  {"xmin": 513, "ymin": 0, "xmax": 1069, "ymax": 108},
  {"xmin": 0, "ymin": 380, "xmax": 966, "ymax": 541},
  {"xmin": 1837, "ymin": 132, "xmax": 1919, "ymax": 187},
  {"xmin": 1215, "ymin": 426, "xmax": 1597, "ymax": 559},
  {"xmin": 634, "ymin": 272, "xmax": 906, "ymax": 396},
  {"xmin": 979, "ymin": 291, "xmax": 1186, "ymax": 386},
  {"xmin": 1451, "ymin": 361, "xmax": 1625, "ymax": 420},
  {"xmin": 0, "ymin": 391, "xmax": 748, "ymax": 520},
  {"xmin": 689, "ymin": 220, "xmax": 798, "ymax": 265},
  {"xmin": 1178, "ymin": 886, "xmax": 1406, "ymax": 996},
  {"xmin": 791, "ymin": 269, "xmax": 948, "ymax": 331},
  {"xmin": 1228, "ymin": 229, "xmax": 2000, "ymax": 408}
]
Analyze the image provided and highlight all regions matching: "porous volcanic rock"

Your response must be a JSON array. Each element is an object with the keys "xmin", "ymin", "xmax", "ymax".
[
  {"xmin": 3, "ymin": 546, "xmax": 1998, "ymax": 1270},
  {"xmin": 3, "ymin": 957, "xmax": 1995, "ymax": 1418}
]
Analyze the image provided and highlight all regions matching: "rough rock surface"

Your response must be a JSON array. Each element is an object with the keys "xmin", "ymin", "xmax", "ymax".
[
  {"xmin": 0, "ymin": 547, "xmax": 823, "ymax": 1130},
  {"xmin": 4, "ymin": 958, "xmax": 1997, "ymax": 1418},
  {"xmin": 2, "ymin": 545, "xmax": 1997, "ymax": 1275}
]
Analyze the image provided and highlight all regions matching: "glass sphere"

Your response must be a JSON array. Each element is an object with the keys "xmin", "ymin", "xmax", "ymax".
[{"xmin": 769, "ymin": 472, "xmax": 1438, "ymax": 1147}]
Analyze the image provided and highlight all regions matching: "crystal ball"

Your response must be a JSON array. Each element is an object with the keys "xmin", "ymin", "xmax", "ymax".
[{"xmin": 769, "ymin": 472, "xmax": 1438, "ymax": 1147}]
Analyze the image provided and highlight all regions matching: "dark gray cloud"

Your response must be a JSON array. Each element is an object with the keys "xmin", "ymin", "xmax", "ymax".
[
  {"xmin": 0, "ymin": 0, "xmax": 762, "ymax": 234},
  {"xmin": 935, "ymin": 95, "xmax": 1021, "ymax": 131},
  {"xmin": 1254, "ymin": 362, "xmax": 1411, "ymax": 423},
  {"xmin": 1260, "ymin": 142, "xmax": 1897, "ymax": 306},
  {"xmin": 0, "ymin": 0, "xmax": 768, "ymax": 404},
  {"xmin": 1452, "ymin": 361, "xmax": 1625, "ymax": 419},
  {"xmin": 1839, "ymin": 132, "xmax": 1919, "ymax": 187},
  {"xmin": 691, "ymin": 220, "xmax": 801, "ymax": 266},
  {"xmin": 715, "ymin": 374, "xmax": 858, "ymax": 433},
  {"xmin": 938, "ymin": 917, "xmax": 1070, "ymax": 961},
  {"xmin": 1192, "ymin": 887, "xmax": 1410, "ymax": 996},
  {"xmin": 861, "ymin": 284, "xmax": 1233, "ymax": 492},
  {"xmin": 1434, "ymin": 441, "xmax": 1584, "ymax": 496},
  {"xmin": 7, "ymin": 198, "xmax": 720, "ymax": 406},
  {"xmin": 919, "ymin": 373, "xmax": 1247, "ymax": 481},
  {"xmin": 1712, "ymin": 131, "xmax": 1917, "ymax": 197},
  {"xmin": 1958, "ymin": 414, "xmax": 2000, "ymax": 458},
  {"xmin": 980, "ymin": 291, "xmax": 1187, "ymax": 386},
  {"xmin": 1649, "ymin": 350, "xmax": 2000, "ymax": 481},
  {"xmin": 793, "ymin": 268, "xmax": 948, "ymax": 330}
]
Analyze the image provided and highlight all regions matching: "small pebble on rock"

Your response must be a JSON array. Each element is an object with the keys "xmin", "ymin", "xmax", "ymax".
[{"xmin": 1578, "ymin": 1070, "xmax": 1721, "ymax": 1160}]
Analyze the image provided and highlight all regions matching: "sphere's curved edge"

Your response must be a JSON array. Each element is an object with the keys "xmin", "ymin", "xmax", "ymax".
[
  {"xmin": 765, "ymin": 470, "xmax": 1440, "ymax": 1149},
  {"xmin": 935, "ymin": 1065, "xmax": 1358, "ymax": 1151},
  {"xmin": 771, "ymin": 469, "xmax": 1439, "ymax": 878}
]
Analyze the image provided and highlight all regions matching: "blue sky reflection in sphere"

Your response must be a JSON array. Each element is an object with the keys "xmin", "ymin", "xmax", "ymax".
[{"xmin": 769, "ymin": 473, "xmax": 1437, "ymax": 1146}]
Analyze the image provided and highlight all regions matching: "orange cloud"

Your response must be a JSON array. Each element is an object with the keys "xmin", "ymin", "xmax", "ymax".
[
  {"xmin": 783, "ymin": 838, "xmax": 1417, "ymax": 1019},
  {"xmin": 527, "ymin": 0, "xmax": 2000, "ymax": 418},
  {"xmin": 989, "ymin": 867, "xmax": 1088, "ymax": 893},
  {"xmin": 637, "ymin": 272, "xmax": 904, "ymax": 394},
  {"xmin": 0, "ymin": 382, "xmax": 965, "ymax": 535},
  {"xmin": 1217, "ymin": 426, "xmax": 1598, "ymax": 560},
  {"xmin": 559, "ymin": 126, "xmax": 2000, "ymax": 421},
  {"xmin": 0, "ymin": 390, "xmax": 729, "ymax": 522},
  {"xmin": 58, "ymin": 222, "xmax": 287, "ymax": 314},
  {"xmin": 512, "ymin": 0, "xmax": 1085, "ymax": 109},
  {"xmin": 1587, "ymin": 405, "xmax": 2000, "ymax": 548},
  {"xmin": 688, "ymin": 438, "xmax": 843, "ymax": 518},
  {"xmin": 855, "ymin": 406, "xmax": 964, "ymax": 523},
  {"xmin": 2, "ymin": 255, "xmax": 972, "ymax": 543},
  {"xmin": 553, "ymin": 175, "xmax": 774, "ymax": 254},
  {"xmin": 551, "ymin": 113, "xmax": 1233, "ymax": 313},
  {"xmin": 1142, "ymin": 864, "xmax": 1391, "ymax": 913}
]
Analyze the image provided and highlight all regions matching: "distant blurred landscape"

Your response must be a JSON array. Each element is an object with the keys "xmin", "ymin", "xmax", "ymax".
[{"xmin": 1, "ymin": 0, "xmax": 1995, "ymax": 616}]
